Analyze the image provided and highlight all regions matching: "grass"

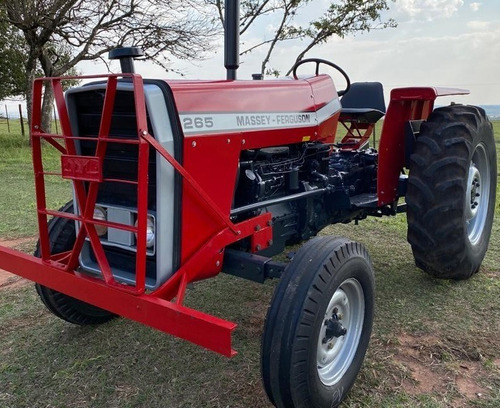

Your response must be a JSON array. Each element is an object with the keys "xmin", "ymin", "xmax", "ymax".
[
  {"xmin": 0, "ymin": 119, "xmax": 499, "ymax": 407},
  {"xmin": 0, "ymin": 121, "xmax": 70, "ymax": 238}
]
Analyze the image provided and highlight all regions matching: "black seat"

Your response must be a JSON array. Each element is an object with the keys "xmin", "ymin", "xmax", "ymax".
[{"xmin": 340, "ymin": 82, "xmax": 386, "ymax": 123}]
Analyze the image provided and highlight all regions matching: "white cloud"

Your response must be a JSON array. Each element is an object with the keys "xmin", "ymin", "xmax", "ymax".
[
  {"xmin": 470, "ymin": 2, "xmax": 481, "ymax": 12},
  {"xmin": 466, "ymin": 20, "xmax": 491, "ymax": 30},
  {"xmin": 394, "ymin": 0, "xmax": 464, "ymax": 21}
]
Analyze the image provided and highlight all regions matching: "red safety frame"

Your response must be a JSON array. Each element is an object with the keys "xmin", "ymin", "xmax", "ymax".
[{"xmin": 0, "ymin": 73, "xmax": 273, "ymax": 357}]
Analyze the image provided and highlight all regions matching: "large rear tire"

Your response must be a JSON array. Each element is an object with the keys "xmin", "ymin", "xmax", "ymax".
[
  {"xmin": 35, "ymin": 202, "xmax": 116, "ymax": 325},
  {"xmin": 261, "ymin": 236, "xmax": 375, "ymax": 408},
  {"xmin": 407, "ymin": 105, "xmax": 497, "ymax": 279}
]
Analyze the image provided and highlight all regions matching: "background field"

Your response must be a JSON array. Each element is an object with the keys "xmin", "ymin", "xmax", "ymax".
[{"xmin": 0, "ymin": 119, "xmax": 499, "ymax": 407}]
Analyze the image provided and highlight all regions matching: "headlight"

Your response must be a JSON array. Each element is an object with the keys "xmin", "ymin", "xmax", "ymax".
[
  {"xmin": 135, "ymin": 215, "xmax": 155, "ymax": 249},
  {"xmin": 93, "ymin": 206, "xmax": 107, "ymax": 237}
]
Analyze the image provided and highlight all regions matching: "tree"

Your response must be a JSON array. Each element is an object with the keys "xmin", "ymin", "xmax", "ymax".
[
  {"xmin": 0, "ymin": 10, "xmax": 27, "ymax": 100},
  {"xmin": 206, "ymin": 0, "xmax": 396, "ymax": 77},
  {"xmin": 0, "ymin": 0, "xmax": 216, "ymax": 130}
]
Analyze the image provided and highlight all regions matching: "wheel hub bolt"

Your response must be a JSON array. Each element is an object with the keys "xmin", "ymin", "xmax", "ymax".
[{"xmin": 322, "ymin": 308, "xmax": 347, "ymax": 343}]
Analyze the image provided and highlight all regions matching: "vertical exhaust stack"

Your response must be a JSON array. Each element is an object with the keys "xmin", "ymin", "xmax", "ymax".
[
  {"xmin": 109, "ymin": 47, "xmax": 144, "ymax": 73},
  {"xmin": 224, "ymin": 0, "xmax": 240, "ymax": 80}
]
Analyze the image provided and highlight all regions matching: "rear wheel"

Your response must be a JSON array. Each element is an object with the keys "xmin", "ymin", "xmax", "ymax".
[
  {"xmin": 261, "ymin": 236, "xmax": 375, "ymax": 408},
  {"xmin": 407, "ymin": 105, "xmax": 497, "ymax": 279},
  {"xmin": 35, "ymin": 201, "xmax": 116, "ymax": 325}
]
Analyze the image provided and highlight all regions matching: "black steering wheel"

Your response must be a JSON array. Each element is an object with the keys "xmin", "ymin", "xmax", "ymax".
[{"xmin": 292, "ymin": 58, "xmax": 351, "ymax": 97}]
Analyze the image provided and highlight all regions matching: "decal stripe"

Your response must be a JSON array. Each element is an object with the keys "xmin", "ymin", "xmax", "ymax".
[
  {"xmin": 317, "ymin": 97, "xmax": 342, "ymax": 124},
  {"xmin": 179, "ymin": 97, "xmax": 341, "ymax": 136}
]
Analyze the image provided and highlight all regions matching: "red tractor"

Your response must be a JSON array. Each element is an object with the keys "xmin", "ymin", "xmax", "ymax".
[{"xmin": 0, "ymin": 4, "xmax": 496, "ymax": 407}]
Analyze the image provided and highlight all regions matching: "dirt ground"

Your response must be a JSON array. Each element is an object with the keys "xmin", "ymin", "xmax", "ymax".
[
  {"xmin": 0, "ymin": 237, "xmax": 35, "ymax": 289},
  {"xmin": 393, "ymin": 332, "xmax": 492, "ymax": 406}
]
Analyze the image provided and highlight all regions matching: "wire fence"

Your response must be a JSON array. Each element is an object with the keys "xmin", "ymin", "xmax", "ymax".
[{"xmin": 0, "ymin": 103, "xmax": 60, "ymax": 136}]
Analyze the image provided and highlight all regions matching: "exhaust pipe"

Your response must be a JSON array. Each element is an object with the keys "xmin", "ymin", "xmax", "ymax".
[
  {"xmin": 224, "ymin": 0, "xmax": 240, "ymax": 80},
  {"xmin": 109, "ymin": 47, "xmax": 144, "ymax": 74}
]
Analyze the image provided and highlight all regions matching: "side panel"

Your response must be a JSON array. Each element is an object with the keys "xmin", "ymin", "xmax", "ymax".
[{"xmin": 167, "ymin": 77, "xmax": 341, "ymax": 265}]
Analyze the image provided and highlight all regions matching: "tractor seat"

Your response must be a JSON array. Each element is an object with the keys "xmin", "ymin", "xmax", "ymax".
[{"xmin": 340, "ymin": 82, "xmax": 386, "ymax": 124}]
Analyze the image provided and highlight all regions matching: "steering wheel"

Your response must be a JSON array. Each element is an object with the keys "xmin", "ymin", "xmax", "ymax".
[{"xmin": 292, "ymin": 58, "xmax": 351, "ymax": 97}]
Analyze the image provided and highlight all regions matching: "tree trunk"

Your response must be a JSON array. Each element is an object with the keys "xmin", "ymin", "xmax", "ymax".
[
  {"xmin": 38, "ymin": 51, "xmax": 55, "ymax": 133},
  {"xmin": 41, "ymin": 85, "xmax": 54, "ymax": 133},
  {"xmin": 24, "ymin": 53, "xmax": 37, "ymax": 144}
]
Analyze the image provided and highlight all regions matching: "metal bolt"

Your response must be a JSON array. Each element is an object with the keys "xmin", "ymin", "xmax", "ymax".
[
  {"xmin": 328, "ymin": 342, "xmax": 334, "ymax": 350},
  {"xmin": 256, "ymin": 244, "xmax": 262, "ymax": 251},
  {"xmin": 267, "ymin": 220, "xmax": 273, "ymax": 226},
  {"xmin": 34, "ymin": 125, "xmax": 39, "ymax": 129},
  {"xmin": 242, "ymin": 139, "xmax": 246, "ymax": 145},
  {"xmin": 227, "ymin": 138, "xmax": 231, "ymax": 144},
  {"xmin": 192, "ymin": 141, "xmax": 197, "ymax": 147},
  {"xmin": 216, "ymin": 260, "xmax": 220, "ymax": 267},
  {"xmin": 255, "ymin": 225, "xmax": 261, "ymax": 231},
  {"xmin": 268, "ymin": 240, "xmax": 273, "ymax": 246},
  {"xmin": 142, "ymin": 130, "xmax": 147, "ymax": 135},
  {"xmin": 236, "ymin": 230, "xmax": 241, "ymax": 235}
]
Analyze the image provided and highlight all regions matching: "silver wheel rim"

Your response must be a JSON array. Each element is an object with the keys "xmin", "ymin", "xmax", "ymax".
[
  {"xmin": 466, "ymin": 143, "xmax": 491, "ymax": 246},
  {"xmin": 317, "ymin": 278, "xmax": 365, "ymax": 386}
]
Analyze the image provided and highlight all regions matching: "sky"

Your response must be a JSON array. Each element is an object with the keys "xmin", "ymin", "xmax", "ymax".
[
  {"xmin": 36, "ymin": 0, "xmax": 500, "ymax": 109},
  {"xmin": 84, "ymin": 0, "xmax": 498, "ymax": 107}
]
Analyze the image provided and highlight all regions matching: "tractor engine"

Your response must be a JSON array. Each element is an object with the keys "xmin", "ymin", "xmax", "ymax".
[{"xmin": 232, "ymin": 143, "xmax": 378, "ymax": 255}]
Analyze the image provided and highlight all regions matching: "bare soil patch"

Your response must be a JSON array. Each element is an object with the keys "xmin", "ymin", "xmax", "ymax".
[
  {"xmin": 0, "ymin": 237, "xmax": 36, "ymax": 290},
  {"xmin": 394, "ymin": 332, "xmax": 488, "ymax": 405}
]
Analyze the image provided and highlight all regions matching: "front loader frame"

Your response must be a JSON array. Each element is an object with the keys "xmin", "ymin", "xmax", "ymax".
[{"xmin": 0, "ymin": 73, "xmax": 273, "ymax": 357}]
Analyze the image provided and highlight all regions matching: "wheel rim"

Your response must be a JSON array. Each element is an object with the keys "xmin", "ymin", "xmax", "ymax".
[
  {"xmin": 466, "ymin": 143, "xmax": 491, "ymax": 246},
  {"xmin": 317, "ymin": 278, "xmax": 365, "ymax": 386}
]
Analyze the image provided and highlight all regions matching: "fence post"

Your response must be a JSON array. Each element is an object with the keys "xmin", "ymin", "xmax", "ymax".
[
  {"xmin": 4, "ymin": 105, "xmax": 10, "ymax": 133},
  {"xmin": 18, "ymin": 104, "xmax": 25, "ymax": 137}
]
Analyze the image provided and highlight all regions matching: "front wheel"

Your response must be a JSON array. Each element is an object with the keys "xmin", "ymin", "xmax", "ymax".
[
  {"xmin": 407, "ymin": 105, "xmax": 497, "ymax": 279},
  {"xmin": 35, "ymin": 201, "xmax": 116, "ymax": 325},
  {"xmin": 261, "ymin": 236, "xmax": 375, "ymax": 408}
]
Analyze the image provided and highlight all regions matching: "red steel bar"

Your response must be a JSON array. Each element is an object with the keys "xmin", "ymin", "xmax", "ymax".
[{"xmin": 0, "ymin": 246, "xmax": 236, "ymax": 357}]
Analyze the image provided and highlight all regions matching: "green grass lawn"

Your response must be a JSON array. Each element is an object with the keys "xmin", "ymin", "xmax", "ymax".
[
  {"xmin": 0, "ymin": 118, "xmax": 498, "ymax": 407},
  {"xmin": 0, "ymin": 120, "xmax": 70, "ymax": 238}
]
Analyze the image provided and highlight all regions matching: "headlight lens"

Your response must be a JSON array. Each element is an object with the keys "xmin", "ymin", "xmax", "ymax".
[
  {"xmin": 135, "ymin": 215, "xmax": 155, "ymax": 249},
  {"xmin": 93, "ymin": 206, "xmax": 107, "ymax": 237}
]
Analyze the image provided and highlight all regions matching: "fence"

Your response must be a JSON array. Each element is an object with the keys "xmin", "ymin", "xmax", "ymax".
[{"xmin": 0, "ymin": 103, "xmax": 59, "ymax": 136}]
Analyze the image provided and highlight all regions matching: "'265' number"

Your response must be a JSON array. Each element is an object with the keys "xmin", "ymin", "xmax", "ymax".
[{"xmin": 183, "ymin": 116, "xmax": 214, "ymax": 130}]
